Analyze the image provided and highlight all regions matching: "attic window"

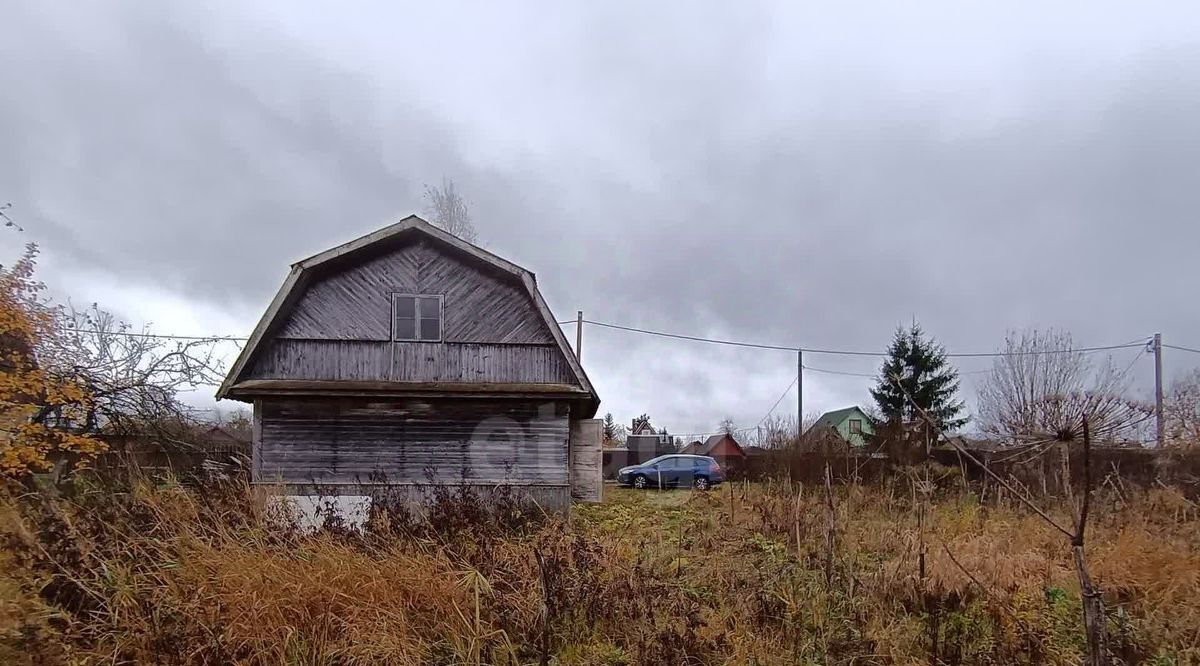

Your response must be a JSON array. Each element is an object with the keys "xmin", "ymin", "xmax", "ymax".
[
  {"xmin": 393, "ymin": 294, "xmax": 442, "ymax": 342},
  {"xmin": 848, "ymin": 419, "xmax": 863, "ymax": 434}
]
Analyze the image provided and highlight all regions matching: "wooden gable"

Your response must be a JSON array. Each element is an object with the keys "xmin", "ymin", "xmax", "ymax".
[
  {"xmin": 217, "ymin": 216, "xmax": 597, "ymax": 412},
  {"xmin": 275, "ymin": 238, "xmax": 555, "ymax": 344},
  {"xmin": 702, "ymin": 433, "xmax": 747, "ymax": 459}
]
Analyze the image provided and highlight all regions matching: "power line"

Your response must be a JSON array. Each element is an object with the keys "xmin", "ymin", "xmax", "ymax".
[
  {"xmin": 60, "ymin": 328, "xmax": 247, "ymax": 342},
  {"xmin": 580, "ymin": 318, "xmax": 1150, "ymax": 358},
  {"xmin": 1115, "ymin": 344, "xmax": 1150, "ymax": 377},
  {"xmin": 56, "ymin": 318, "xmax": 1168, "ymax": 361},
  {"xmin": 756, "ymin": 376, "xmax": 798, "ymax": 427},
  {"xmin": 678, "ymin": 374, "xmax": 813, "ymax": 442},
  {"xmin": 672, "ymin": 374, "xmax": 807, "ymax": 441},
  {"xmin": 802, "ymin": 364, "xmax": 877, "ymax": 378},
  {"xmin": 803, "ymin": 363, "xmax": 994, "ymax": 378},
  {"xmin": 582, "ymin": 318, "xmax": 800, "ymax": 352},
  {"xmin": 665, "ymin": 426, "xmax": 760, "ymax": 440},
  {"xmin": 50, "ymin": 316, "xmax": 1173, "ymax": 440},
  {"xmin": 1165, "ymin": 343, "xmax": 1200, "ymax": 355}
]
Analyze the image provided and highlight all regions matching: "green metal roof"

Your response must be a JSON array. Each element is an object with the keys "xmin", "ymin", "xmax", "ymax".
[{"xmin": 810, "ymin": 406, "xmax": 869, "ymax": 431}]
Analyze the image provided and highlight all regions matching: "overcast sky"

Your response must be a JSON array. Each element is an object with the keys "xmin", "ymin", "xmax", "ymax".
[{"xmin": 3, "ymin": 1, "xmax": 1199, "ymax": 438}]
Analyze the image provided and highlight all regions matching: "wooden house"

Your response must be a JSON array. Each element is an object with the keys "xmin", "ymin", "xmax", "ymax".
[
  {"xmin": 680, "ymin": 433, "xmax": 747, "ymax": 472},
  {"xmin": 807, "ymin": 406, "xmax": 873, "ymax": 447},
  {"xmin": 216, "ymin": 215, "xmax": 602, "ymax": 508}
]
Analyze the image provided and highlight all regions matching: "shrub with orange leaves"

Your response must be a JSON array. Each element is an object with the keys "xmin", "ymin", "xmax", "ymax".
[{"xmin": 0, "ymin": 243, "xmax": 103, "ymax": 476}]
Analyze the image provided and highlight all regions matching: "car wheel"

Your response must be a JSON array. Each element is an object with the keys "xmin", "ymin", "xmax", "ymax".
[
  {"xmin": 693, "ymin": 476, "xmax": 710, "ymax": 491},
  {"xmin": 632, "ymin": 474, "xmax": 649, "ymax": 490}
]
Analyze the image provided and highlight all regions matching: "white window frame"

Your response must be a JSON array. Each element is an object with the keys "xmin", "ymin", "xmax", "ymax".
[
  {"xmin": 391, "ymin": 293, "xmax": 444, "ymax": 342},
  {"xmin": 848, "ymin": 419, "xmax": 863, "ymax": 434}
]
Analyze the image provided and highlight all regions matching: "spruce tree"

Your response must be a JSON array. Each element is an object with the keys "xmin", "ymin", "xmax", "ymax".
[
  {"xmin": 870, "ymin": 323, "xmax": 967, "ymax": 432},
  {"xmin": 602, "ymin": 412, "xmax": 617, "ymax": 442}
]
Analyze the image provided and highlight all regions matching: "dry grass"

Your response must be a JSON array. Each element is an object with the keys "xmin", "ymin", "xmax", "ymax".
[{"xmin": 1, "ymin": 471, "xmax": 1197, "ymax": 665}]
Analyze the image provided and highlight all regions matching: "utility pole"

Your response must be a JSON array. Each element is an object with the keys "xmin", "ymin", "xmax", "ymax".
[
  {"xmin": 797, "ymin": 349, "xmax": 803, "ymax": 431},
  {"xmin": 575, "ymin": 310, "xmax": 583, "ymax": 361},
  {"xmin": 1154, "ymin": 333, "xmax": 1164, "ymax": 448}
]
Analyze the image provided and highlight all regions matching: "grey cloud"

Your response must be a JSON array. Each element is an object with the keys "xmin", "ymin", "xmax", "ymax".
[
  {"xmin": 1, "ymin": 2, "xmax": 470, "ymax": 310},
  {"xmin": 2, "ymin": 1, "xmax": 1199, "ymax": 433}
]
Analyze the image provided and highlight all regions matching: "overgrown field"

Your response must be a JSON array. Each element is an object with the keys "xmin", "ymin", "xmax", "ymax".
[{"xmin": 2, "ymin": 473, "xmax": 1197, "ymax": 664}]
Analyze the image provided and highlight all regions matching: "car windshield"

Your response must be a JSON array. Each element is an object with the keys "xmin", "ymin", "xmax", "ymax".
[{"xmin": 641, "ymin": 455, "xmax": 675, "ymax": 466}]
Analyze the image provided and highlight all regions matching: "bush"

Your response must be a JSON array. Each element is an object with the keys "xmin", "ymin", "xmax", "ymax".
[{"xmin": 1, "ymin": 469, "xmax": 1197, "ymax": 664}]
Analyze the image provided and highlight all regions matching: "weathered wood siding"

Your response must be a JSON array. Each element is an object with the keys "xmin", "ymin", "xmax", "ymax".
[
  {"xmin": 568, "ymin": 419, "xmax": 603, "ymax": 503},
  {"xmin": 272, "ymin": 485, "xmax": 572, "ymax": 511},
  {"xmin": 256, "ymin": 397, "xmax": 570, "ymax": 485},
  {"xmin": 246, "ymin": 340, "xmax": 575, "ymax": 383},
  {"xmin": 276, "ymin": 238, "xmax": 554, "ymax": 344}
]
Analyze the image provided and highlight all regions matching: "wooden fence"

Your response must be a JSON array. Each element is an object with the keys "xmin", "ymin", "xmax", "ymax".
[{"xmin": 744, "ymin": 445, "xmax": 1200, "ymax": 498}]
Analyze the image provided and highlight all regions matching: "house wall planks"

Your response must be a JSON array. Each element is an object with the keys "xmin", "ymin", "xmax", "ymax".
[
  {"xmin": 247, "ymin": 340, "xmax": 576, "ymax": 384},
  {"xmin": 257, "ymin": 397, "xmax": 570, "ymax": 486},
  {"xmin": 569, "ymin": 418, "xmax": 603, "ymax": 503}
]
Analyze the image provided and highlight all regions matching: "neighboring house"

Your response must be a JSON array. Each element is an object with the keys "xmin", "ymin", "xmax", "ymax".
[
  {"xmin": 680, "ymin": 433, "xmax": 747, "ymax": 469},
  {"xmin": 630, "ymin": 415, "xmax": 655, "ymax": 435},
  {"xmin": 216, "ymin": 215, "xmax": 602, "ymax": 508},
  {"xmin": 808, "ymin": 406, "xmax": 874, "ymax": 447},
  {"xmin": 603, "ymin": 429, "xmax": 675, "ymax": 479},
  {"xmin": 627, "ymin": 431, "xmax": 672, "ymax": 454}
]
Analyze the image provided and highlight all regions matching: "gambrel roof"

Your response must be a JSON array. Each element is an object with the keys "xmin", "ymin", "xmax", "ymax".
[{"xmin": 216, "ymin": 215, "xmax": 597, "ymax": 412}]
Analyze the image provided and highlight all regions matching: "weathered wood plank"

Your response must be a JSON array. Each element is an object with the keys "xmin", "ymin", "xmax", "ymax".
[
  {"xmin": 247, "ymin": 340, "xmax": 577, "ymax": 384},
  {"xmin": 276, "ymin": 239, "xmax": 554, "ymax": 344},
  {"xmin": 569, "ymin": 418, "xmax": 603, "ymax": 503},
  {"xmin": 252, "ymin": 399, "xmax": 263, "ymax": 478},
  {"xmin": 256, "ymin": 398, "xmax": 571, "ymax": 485},
  {"xmin": 229, "ymin": 379, "xmax": 589, "ymax": 399}
]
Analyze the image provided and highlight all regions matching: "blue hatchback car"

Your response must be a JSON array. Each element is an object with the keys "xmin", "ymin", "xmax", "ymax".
[{"xmin": 616, "ymin": 454, "xmax": 724, "ymax": 490}]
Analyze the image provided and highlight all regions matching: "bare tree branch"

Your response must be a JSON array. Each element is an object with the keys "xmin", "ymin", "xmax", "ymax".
[
  {"xmin": 0, "ymin": 202, "xmax": 24, "ymax": 232},
  {"xmin": 423, "ymin": 178, "xmax": 478, "ymax": 244},
  {"xmin": 36, "ymin": 304, "xmax": 225, "ymax": 442},
  {"xmin": 977, "ymin": 329, "xmax": 1151, "ymax": 443},
  {"xmin": 1165, "ymin": 368, "xmax": 1200, "ymax": 448},
  {"xmin": 754, "ymin": 413, "xmax": 798, "ymax": 449},
  {"xmin": 890, "ymin": 373, "xmax": 1076, "ymax": 539}
]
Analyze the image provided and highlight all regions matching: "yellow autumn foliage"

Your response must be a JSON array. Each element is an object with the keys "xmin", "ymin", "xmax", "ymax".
[{"xmin": 0, "ymin": 243, "xmax": 104, "ymax": 476}]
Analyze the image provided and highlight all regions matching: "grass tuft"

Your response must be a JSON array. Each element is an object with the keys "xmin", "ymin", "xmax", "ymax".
[{"xmin": 1, "ymin": 472, "xmax": 1197, "ymax": 664}]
